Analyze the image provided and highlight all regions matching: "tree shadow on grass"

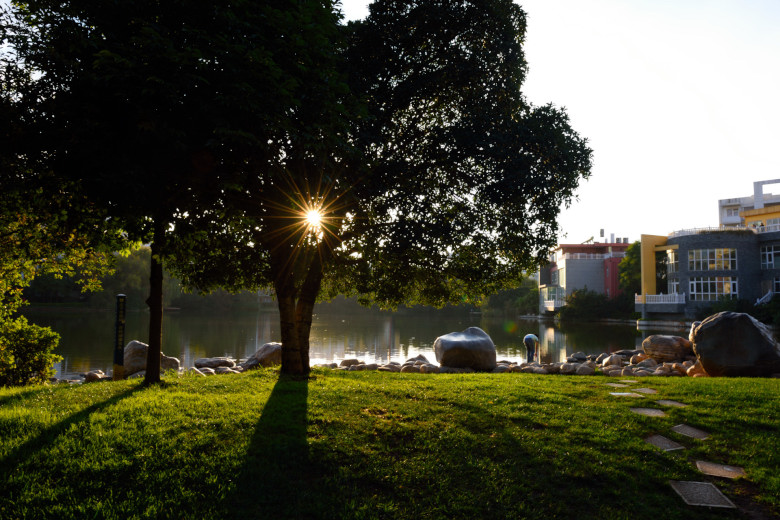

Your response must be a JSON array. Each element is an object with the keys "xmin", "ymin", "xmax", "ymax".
[
  {"xmin": 0, "ymin": 386, "xmax": 139, "ymax": 482},
  {"xmin": 223, "ymin": 374, "xmax": 334, "ymax": 519},
  {"xmin": 0, "ymin": 387, "xmax": 43, "ymax": 407}
]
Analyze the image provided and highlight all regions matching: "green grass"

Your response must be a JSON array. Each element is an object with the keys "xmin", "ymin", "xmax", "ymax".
[{"xmin": 0, "ymin": 371, "xmax": 778, "ymax": 519}]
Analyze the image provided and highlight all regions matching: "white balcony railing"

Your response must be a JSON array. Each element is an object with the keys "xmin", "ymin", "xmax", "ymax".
[
  {"xmin": 667, "ymin": 224, "xmax": 780, "ymax": 238},
  {"xmin": 559, "ymin": 252, "xmax": 626, "ymax": 261},
  {"xmin": 667, "ymin": 226, "xmax": 753, "ymax": 238},
  {"xmin": 635, "ymin": 293, "xmax": 686, "ymax": 304},
  {"xmin": 543, "ymin": 299, "xmax": 566, "ymax": 311}
]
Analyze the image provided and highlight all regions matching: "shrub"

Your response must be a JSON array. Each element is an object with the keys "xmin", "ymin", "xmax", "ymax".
[
  {"xmin": 558, "ymin": 288, "xmax": 634, "ymax": 321},
  {"xmin": 0, "ymin": 316, "xmax": 62, "ymax": 386}
]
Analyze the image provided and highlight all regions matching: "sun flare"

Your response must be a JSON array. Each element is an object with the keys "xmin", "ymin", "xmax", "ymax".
[{"xmin": 305, "ymin": 208, "xmax": 323, "ymax": 230}]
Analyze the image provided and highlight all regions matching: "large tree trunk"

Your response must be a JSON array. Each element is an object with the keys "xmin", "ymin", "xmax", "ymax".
[
  {"xmin": 274, "ymin": 252, "xmax": 324, "ymax": 375},
  {"xmin": 276, "ymin": 283, "xmax": 306, "ymax": 375},
  {"xmin": 144, "ymin": 221, "xmax": 165, "ymax": 385}
]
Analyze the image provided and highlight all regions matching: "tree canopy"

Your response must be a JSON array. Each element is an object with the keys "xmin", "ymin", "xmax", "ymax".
[
  {"xmin": 618, "ymin": 241, "xmax": 642, "ymax": 296},
  {"xmin": 2, "ymin": 0, "xmax": 349, "ymax": 380},
  {"xmin": 2, "ymin": 0, "xmax": 592, "ymax": 376}
]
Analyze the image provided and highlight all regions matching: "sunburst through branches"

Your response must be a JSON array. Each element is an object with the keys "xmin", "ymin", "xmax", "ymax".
[{"xmin": 304, "ymin": 207, "xmax": 324, "ymax": 232}]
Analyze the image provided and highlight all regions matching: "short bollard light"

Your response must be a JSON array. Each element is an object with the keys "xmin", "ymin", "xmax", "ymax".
[{"xmin": 113, "ymin": 294, "xmax": 127, "ymax": 381}]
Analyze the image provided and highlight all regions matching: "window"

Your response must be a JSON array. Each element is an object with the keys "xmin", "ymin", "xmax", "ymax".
[
  {"xmin": 774, "ymin": 277, "xmax": 780, "ymax": 292},
  {"xmin": 688, "ymin": 249, "xmax": 737, "ymax": 271},
  {"xmin": 767, "ymin": 218, "xmax": 780, "ymax": 232},
  {"xmin": 667, "ymin": 249, "xmax": 678, "ymax": 273},
  {"xmin": 725, "ymin": 208, "xmax": 740, "ymax": 217},
  {"xmin": 551, "ymin": 270, "xmax": 559, "ymax": 286},
  {"xmin": 761, "ymin": 245, "xmax": 780, "ymax": 269},
  {"xmin": 689, "ymin": 277, "xmax": 738, "ymax": 301},
  {"xmin": 668, "ymin": 280, "xmax": 679, "ymax": 294}
]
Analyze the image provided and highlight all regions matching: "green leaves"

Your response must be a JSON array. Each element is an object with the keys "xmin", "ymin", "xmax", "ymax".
[{"xmin": 341, "ymin": 0, "xmax": 592, "ymax": 307}]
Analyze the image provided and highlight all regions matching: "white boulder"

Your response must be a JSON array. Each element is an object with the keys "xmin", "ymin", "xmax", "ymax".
[{"xmin": 434, "ymin": 327, "xmax": 497, "ymax": 372}]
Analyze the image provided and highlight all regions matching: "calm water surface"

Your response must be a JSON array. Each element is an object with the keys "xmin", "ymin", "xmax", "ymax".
[{"xmin": 22, "ymin": 305, "xmax": 686, "ymax": 379}]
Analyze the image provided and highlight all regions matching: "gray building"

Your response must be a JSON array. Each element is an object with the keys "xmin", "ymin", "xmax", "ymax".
[
  {"xmin": 636, "ymin": 228, "xmax": 780, "ymax": 319},
  {"xmin": 539, "ymin": 241, "xmax": 629, "ymax": 314}
]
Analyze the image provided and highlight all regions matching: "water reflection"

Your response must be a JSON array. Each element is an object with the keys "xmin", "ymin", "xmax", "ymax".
[{"xmin": 21, "ymin": 307, "xmax": 686, "ymax": 379}]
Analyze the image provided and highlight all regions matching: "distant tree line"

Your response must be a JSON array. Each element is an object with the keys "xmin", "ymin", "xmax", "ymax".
[
  {"xmin": 481, "ymin": 278, "xmax": 539, "ymax": 316},
  {"xmin": 23, "ymin": 247, "xmax": 260, "ymax": 312}
]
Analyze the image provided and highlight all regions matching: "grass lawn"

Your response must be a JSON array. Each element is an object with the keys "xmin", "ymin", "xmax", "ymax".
[{"xmin": 0, "ymin": 370, "xmax": 777, "ymax": 519}]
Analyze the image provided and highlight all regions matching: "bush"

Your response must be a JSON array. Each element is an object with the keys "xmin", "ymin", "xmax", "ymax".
[
  {"xmin": 558, "ymin": 288, "xmax": 634, "ymax": 321},
  {"xmin": 0, "ymin": 316, "xmax": 62, "ymax": 386}
]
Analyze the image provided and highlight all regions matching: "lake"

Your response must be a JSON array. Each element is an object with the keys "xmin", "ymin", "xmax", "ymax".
[{"xmin": 21, "ymin": 304, "xmax": 687, "ymax": 379}]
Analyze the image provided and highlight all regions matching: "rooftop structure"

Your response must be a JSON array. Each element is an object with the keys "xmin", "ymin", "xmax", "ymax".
[{"xmin": 718, "ymin": 179, "xmax": 780, "ymax": 227}]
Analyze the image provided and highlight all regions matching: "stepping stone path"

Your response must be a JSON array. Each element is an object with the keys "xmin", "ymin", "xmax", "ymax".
[
  {"xmin": 655, "ymin": 399, "xmax": 687, "ymax": 408},
  {"xmin": 669, "ymin": 481, "xmax": 736, "ymax": 508},
  {"xmin": 645, "ymin": 434, "xmax": 684, "ymax": 451},
  {"xmin": 695, "ymin": 461, "xmax": 747, "ymax": 479},
  {"xmin": 606, "ymin": 378, "xmax": 746, "ymax": 509},
  {"xmin": 633, "ymin": 387, "xmax": 658, "ymax": 394},
  {"xmin": 671, "ymin": 423, "xmax": 710, "ymax": 440},
  {"xmin": 630, "ymin": 407, "xmax": 667, "ymax": 417}
]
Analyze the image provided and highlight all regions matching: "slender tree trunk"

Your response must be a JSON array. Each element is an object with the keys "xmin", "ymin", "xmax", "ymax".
[{"xmin": 144, "ymin": 221, "xmax": 165, "ymax": 385}]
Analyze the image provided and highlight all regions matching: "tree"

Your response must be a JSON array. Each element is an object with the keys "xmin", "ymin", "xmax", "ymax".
[
  {"xmin": 618, "ymin": 241, "xmax": 641, "ymax": 296},
  {"xmin": 180, "ymin": 0, "xmax": 592, "ymax": 374},
  {"xmin": 0, "ymin": 167, "xmax": 114, "ymax": 387},
  {"xmin": 4, "ymin": 0, "xmax": 592, "ymax": 377},
  {"xmin": 619, "ymin": 240, "xmax": 667, "ymax": 297},
  {"xmin": 2, "ymin": 0, "xmax": 347, "ymax": 382}
]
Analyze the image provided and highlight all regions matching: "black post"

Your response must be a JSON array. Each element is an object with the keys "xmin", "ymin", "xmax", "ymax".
[{"xmin": 113, "ymin": 294, "xmax": 127, "ymax": 381}]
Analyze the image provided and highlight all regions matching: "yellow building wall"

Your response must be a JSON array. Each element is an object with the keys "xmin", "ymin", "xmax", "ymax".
[
  {"xmin": 741, "ymin": 206, "xmax": 780, "ymax": 228},
  {"xmin": 638, "ymin": 234, "xmax": 668, "ymax": 303}
]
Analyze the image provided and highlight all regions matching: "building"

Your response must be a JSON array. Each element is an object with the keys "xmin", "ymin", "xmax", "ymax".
[
  {"xmin": 718, "ymin": 179, "xmax": 780, "ymax": 228},
  {"xmin": 538, "ymin": 239, "xmax": 630, "ymax": 314},
  {"xmin": 636, "ymin": 224, "xmax": 780, "ymax": 319}
]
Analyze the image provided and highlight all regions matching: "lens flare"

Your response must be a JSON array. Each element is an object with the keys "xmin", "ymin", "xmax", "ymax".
[{"xmin": 305, "ymin": 209, "xmax": 323, "ymax": 230}]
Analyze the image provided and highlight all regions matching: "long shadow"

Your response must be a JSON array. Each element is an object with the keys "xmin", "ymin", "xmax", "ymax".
[
  {"xmin": 0, "ymin": 386, "xmax": 139, "ymax": 481},
  {"xmin": 0, "ymin": 387, "xmax": 42, "ymax": 408},
  {"xmin": 224, "ymin": 375, "xmax": 329, "ymax": 519}
]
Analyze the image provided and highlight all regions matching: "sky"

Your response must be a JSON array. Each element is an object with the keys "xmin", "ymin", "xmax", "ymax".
[{"xmin": 340, "ymin": 0, "xmax": 780, "ymax": 244}]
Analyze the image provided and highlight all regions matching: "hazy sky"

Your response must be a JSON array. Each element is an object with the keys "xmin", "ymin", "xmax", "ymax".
[{"xmin": 340, "ymin": 0, "xmax": 780, "ymax": 244}]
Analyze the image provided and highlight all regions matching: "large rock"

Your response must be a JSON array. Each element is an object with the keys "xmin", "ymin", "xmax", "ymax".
[
  {"xmin": 686, "ymin": 360, "xmax": 708, "ymax": 377},
  {"xmin": 239, "ymin": 342, "xmax": 282, "ymax": 370},
  {"xmin": 434, "ymin": 327, "xmax": 496, "ymax": 372},
  {"xmin": 194, "ymin": 357, "xmax": 235, "ymax": 369},
  {"xmin": 123, "ymin": 340, "xmax": 181, "ymax": 377},
  {"xmin": 689, "ymin": 312, "xmax": 780, "ymax": 377},
  {"xmin": 642, "ymin": 335, "xmax": 693, "ymax": 363}
]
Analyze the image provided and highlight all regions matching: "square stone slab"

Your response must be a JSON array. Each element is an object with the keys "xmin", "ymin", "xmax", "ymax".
[
  {"xmin": 696, "ymin": 461, "xmax": 747, "ymax": 479},
  {"xmin": 669, "ymin": 481, "xmax": 736, "ymax": 508},
  {"xmin": 610, "ymin": 392, "xmax": 643, "ymax": 397},
  {"xmin": 671, "ymin": 424, "xmax": 710, "ymax": 440},
  {"xmin": 645, "ymin": 434, "xmax": 685, "ymax": 451},
  {"xmin": 605, "ymin": 383, "xmax": 629, "ymax": 388},
  {"xmin": 630, "ymin": 407, "xmax": 667, "ymax": 417},
  {"xmin": 619, "ymin": 380, "xmax": 638, "ymax": 384},
  {"xmin": 634, "ymin": 387, "xmax": 658, "ymax": 394},
  {"xmin": 656, "ymin": 399, "xmax": 688, "ymax": 408}
]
